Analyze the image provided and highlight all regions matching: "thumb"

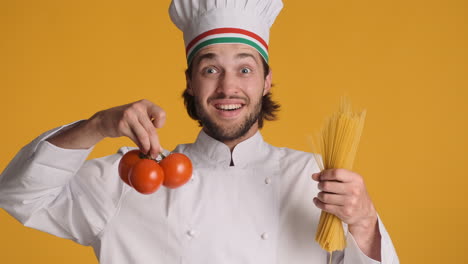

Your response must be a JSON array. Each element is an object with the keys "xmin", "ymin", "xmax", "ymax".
[
  {"xmin": 311, "ymin": 172, "xmax": 321, "ymax": 182},
  {"xmin": 151, "ymin": 112, "xmax": 166, "ymax": 128}
]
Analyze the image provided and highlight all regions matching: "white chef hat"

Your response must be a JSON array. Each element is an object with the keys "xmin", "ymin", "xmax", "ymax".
[{"xmin": 169, "ymin": 0, "xmax": 283, "ymax": 65}]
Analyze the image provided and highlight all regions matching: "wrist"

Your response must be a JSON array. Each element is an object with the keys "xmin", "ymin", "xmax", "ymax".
[
  {"xmin": 46, "ymin": 118, "xmax": 105, "ymax": 149},
  {"xmin": 86, "ymin": 112, "xmax": 106, "ymax": 141},
  {"xmin": 348, "ymin": 213, "xmax": 382, "ymax": 261},
  {"xmin": 348, "ymin": 213, "xmax": 381, "ymax": 261},
  {"xmin": 349, "ymin": 212, "xmax": 378, "ymax": 238}
]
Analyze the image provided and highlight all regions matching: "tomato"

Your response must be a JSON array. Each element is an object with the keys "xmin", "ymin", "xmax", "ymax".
[
  {"xmin": 118, "ymin": 149, "xmax": 192, "ymax": 193},
  {"xmin": 129, "ymin": 159, "xmax": 165, "ymax": 194},
  {"xmin": 159, "ymin": 153, "xmax": 193, "ymax": 189},
  {"xmin": 118, "ymin": 149, "xmax": 141, "ymax": 186}
]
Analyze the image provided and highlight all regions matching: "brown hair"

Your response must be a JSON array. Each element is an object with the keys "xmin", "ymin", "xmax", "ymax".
[{"xmin": 182, "ymin": 58, "xmax": 280, "ymax": 129}]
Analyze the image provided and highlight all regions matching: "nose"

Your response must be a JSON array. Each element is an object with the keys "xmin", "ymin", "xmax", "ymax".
[{"xmin": 216, "ymin": 71, "xmax": 239, "ymax": 95}]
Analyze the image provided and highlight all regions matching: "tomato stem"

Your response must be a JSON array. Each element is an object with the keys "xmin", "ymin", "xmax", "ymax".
[
  {"xmin": 139, "ymin": 152, "xmax": 148, "ymax": 159},
  {"xmin": 138, "ymin": 151, "xmax": 157, "ymax": 161}
]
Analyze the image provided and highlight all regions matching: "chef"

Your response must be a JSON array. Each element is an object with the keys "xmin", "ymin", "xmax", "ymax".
[{"xmin": 0, "ymin": 0, "xmax": 399, "ymax": 263}]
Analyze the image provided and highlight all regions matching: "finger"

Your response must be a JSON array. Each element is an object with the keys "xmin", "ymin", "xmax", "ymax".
[
  {"xmin": 128, "ymin": 119, "xmax": 151, "ymax": 154},
  {"xmin": 313, "ymin": 197, "xmax": 341, "ymax": 216},
  {"xmin": 316, "ymin": 191, "xmax": 346, "ymax": 206},
  {"xmin": 118, "ymin": 122, "xmax": 144, "ymax": 151},
  {"xmin": 318, "ymin": 180, "xmax": 347, "ymax": 194},
  {"xmin": 319, "ymin": 168, "xmax": 354, "ymax": 183},
  {"xmin": 311, "ymin": 172, "xmax": 321, "ymax": 181},
  {"xmin": 149, "ymin": 130, "xmax": 162, "ymax": 158},
  {"xmin": 117, "ymin": 115, "xmax": 144, "ymax": 150},
  {"xmin": 124, "ymin": 130, "xmax": 143, "ymax": 151},
  {"xmin": 144, "ymin": 101, "xmax": 166, "ymax": 129},
  {"xmin": 138, "ymin": 113, "xmax": 162, "ymax": 158}
]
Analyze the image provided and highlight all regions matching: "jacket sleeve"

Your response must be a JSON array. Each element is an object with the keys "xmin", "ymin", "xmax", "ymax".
[
  {"xmin": 334, "ymin": 215, "xmax": 400, "ymax": 264},
  {"xmin": 0, "ymin": 122, "xmax": 126, "ymax": 246},
  {"xmin": 277, "ymin": 148, "xmax": 399, "ymax": 264}
]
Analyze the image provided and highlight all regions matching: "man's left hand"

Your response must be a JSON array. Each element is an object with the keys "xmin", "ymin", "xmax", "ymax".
[{"xmin": 312, "ymin": 169, "xmax": 381, "ymax": 260}]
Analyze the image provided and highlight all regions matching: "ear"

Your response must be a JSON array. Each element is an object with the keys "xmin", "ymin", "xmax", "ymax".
[
  {"xmin": 263, "ymin": 68, "xmax": 272, "ymax": 96},
  {"xmin": 185, "ymin": 69, "xmax": 194, "ymax": 96}
]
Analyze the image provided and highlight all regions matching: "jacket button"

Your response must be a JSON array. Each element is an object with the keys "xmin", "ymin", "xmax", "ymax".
[
  {"xmin": 261, "ymin": 232, "xmax": 269, "ymax": 240},
  {"xmin": 187, "ymin": 230, "xmax": 197, "ymax": 238},
  {"xmin": 264, "ymin": 177, "xmax": 271, "ymax": 184}
]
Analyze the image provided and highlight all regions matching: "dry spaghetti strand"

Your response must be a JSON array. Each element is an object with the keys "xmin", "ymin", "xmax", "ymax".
[{"xmin": 313, "ymin": 98, "xmax": 366, "ymax": 254}]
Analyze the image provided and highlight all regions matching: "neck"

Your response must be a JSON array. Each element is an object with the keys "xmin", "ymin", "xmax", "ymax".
[{"xmin": 203, "ymin": 123, "xmax": 259, "ymax": 152}]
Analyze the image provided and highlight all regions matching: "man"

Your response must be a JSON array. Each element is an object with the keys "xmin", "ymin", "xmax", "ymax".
[{"xmin": 0, "ymin": 0, "xmax": 398, "ymax": 263}]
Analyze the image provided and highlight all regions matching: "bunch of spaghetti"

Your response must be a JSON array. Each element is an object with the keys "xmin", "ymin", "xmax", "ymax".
[{"xmin": 313, "ymin": 98, "xmax": 366, "ymax": 253}]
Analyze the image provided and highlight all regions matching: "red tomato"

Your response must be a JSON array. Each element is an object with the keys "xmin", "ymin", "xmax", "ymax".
[
  {"xmin": 129, "ymin": 159, "xmax": 165, "ymax": 194},
  {"xmin": 159, "ymin": 153, "xmax": 193, "ymax": 189},
  {"xmin": 118, "ymin": 149, "xmax": 141, "ymax": 186}
]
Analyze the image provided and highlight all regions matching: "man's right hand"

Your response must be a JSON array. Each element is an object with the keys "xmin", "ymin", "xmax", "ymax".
[{"xmin": 47, "ymin": 99, "xmax": 166, "ymax": 158}]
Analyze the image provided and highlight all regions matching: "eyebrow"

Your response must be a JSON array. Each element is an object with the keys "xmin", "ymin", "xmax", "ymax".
[
  {"xmin": 193, "ymin": 53, "xmax": 217, "ymax": 67},
  {"xmin": 235, "ymin": 53, "xmax": 257, "ymax": 62}
]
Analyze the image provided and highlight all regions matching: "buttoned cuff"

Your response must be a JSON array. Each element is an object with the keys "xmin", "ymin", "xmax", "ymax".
[
  {"xmin": 344, "ymin": 215, "xmax": 398, "ymax": 264},
  {"xmin": 345, "ymin": 231, "xmax": 380, "ymax": 264},
  {"xmin": 24, "ymin": 121, "xmax": 94, "ymax": 186}
]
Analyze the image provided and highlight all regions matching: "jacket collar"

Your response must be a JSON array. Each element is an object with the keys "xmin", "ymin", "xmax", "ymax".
[{"xmin": 191, "ymin": 130, "xmax": 267, "ymax": 167}]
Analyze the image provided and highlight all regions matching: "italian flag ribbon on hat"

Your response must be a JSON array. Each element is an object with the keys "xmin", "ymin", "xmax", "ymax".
[
  {"xmin": 169, "ymin": 0, "xmax": 283, "ymax": 65},
  {"xmin": 185, "ymin": 28, "xmax": 270, "ymax": 65}
]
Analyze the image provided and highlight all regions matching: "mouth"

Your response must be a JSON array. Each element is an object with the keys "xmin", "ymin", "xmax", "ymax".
[
  {"xmin": 214, "ymin": 103, "xmax": 244, "ymax": 111},
  {"xmin": 211, "ymin": 102, "xmax": 246, "ymax": 119}
]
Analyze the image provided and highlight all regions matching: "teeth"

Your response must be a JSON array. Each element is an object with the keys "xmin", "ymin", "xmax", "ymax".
[{"xmin": 216, "ymin": 104, "xmax": 242, "ymax": 110}]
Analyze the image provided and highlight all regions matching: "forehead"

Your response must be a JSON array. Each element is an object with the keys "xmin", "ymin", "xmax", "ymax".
[{"xmin": 192, "ymin": 43, "xmax": 263, "ymax": 65}]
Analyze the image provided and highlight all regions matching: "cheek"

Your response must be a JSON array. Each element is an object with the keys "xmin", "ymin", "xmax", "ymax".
[
  {"xmin": 246, "ymin": 79, "xmax": 266, "ymax": 96},
  {"xmin": 191, "ymin": 83, "xmax": 212, "ymax": 104},
  {"xmin": 194, "ymin": 87, "xmax": 211, "ymax": 98},
  {"xmin": 190, "ymin": 81, "xmax": 206, "ymax": 97},
  {"xmin": 192, "ymin": 77, "xmax": 217, "ymax": 93}
]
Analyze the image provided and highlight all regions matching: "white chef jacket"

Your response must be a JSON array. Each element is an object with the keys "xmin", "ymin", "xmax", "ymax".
[{"xmin": 0, "ymin": 122, "xmax": 399, "ymax": 264}]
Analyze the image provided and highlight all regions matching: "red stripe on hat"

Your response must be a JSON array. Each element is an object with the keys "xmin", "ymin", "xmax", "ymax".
[{"xmin": 185, "ymin": 28, "xmax": 268, "ymax": 54}]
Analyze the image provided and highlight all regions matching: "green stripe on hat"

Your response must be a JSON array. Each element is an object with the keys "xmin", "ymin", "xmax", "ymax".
[{"xmin": 187, "ymin": 37, "xmax": 269, "ymax": 65}]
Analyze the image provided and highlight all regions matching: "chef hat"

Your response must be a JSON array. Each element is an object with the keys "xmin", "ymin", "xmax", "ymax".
[{"xmin": 169, "ymin": 0, "xmax": 283, "ymax": 65}]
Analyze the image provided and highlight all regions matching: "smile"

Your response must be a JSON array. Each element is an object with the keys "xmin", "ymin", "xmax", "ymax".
[{"xmin": 214, "ymin": 104, "xmax": 243, "ymax": 111}]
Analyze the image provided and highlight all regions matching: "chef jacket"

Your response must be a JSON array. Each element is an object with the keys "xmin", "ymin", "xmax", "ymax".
[{"xmin": 0, "ymin": 122, "xmax": 399, "ymax": 263}]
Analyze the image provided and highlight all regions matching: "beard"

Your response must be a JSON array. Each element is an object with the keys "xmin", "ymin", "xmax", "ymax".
[{"xmin": 195, "ymin": 94, "xmax": 263, "ymax": 142}]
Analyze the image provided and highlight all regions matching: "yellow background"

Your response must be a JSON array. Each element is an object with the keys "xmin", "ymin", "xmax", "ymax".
[{"xmin": 1, "ymin": 0, "xmax": 467, "ymax": 263}]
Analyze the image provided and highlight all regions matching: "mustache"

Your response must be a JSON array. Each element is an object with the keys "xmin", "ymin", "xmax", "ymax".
[{"xmin": 207, "ymin": 94, "xmax": 249, "ymax": 104}]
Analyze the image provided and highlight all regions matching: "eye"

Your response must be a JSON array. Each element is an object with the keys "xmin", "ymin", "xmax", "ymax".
[
  {"xmin": 204, "ymin": 67, "xmax": 218, "ymax": 74},
  {"xmin": 240, "ymin": 67, "xmax": 252, "ymax": 74}
]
